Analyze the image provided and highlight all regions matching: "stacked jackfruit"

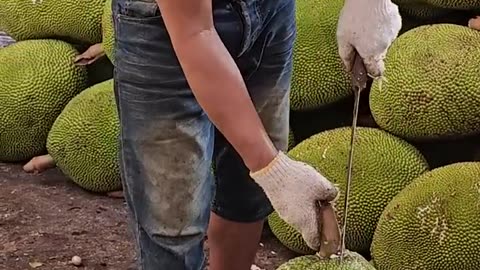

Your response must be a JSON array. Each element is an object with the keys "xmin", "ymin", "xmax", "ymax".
[
  {"xmin": 0, "ymin": 0, "xmax": 480, "ymax": 269},
  {"xmin": 271, "ymin": 0, "xmax": 480, "ymax": 269},
  {"xmin": 0, "ymin": 0, "xmax": 119, "ymax": 192}
]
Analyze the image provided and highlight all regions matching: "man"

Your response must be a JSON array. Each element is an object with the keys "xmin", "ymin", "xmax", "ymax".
[{"xmin": 111, "ymin": 0, "xmax": 401, "ymax": 269}]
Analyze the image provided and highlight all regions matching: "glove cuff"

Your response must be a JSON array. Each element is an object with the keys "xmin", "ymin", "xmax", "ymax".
[{"xmin": 249, "ymin": 151, "xmax": 295, "ymax": 192}]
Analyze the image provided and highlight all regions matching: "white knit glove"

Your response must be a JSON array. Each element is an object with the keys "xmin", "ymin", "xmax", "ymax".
[
  {"xmin": 336, "ymin": 0, "xmax": 402, "ymax": 78},
  {"xmin": 250, "ymin": 151, "xmax": 338, "ymax": 250}
]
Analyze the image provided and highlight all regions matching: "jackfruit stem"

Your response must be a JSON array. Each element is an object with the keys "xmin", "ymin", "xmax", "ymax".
[
  {"xmin": 74, "ymin": 43, "xmax": 106, "ymax": 66},
  {"xmin": 468, "ymin": 16, "xmax": 480, "ymax": 31},
  {"xmin": 23, "ymin": 154, "xmax": 56, "ymax": 173}
]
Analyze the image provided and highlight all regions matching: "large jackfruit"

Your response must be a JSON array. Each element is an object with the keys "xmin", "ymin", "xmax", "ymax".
[
  {"xmin": 423, "ymin": 0, "xmax": 480, "ymax": 10},
  {"xmin": 268, "ymin": 127, "xmax": 429, "ymax": 256},
  {"xmin": 47, "ymin": 79, "xmax": 121, "ymax": 193},
  {"xmin": 0, "ymin": 39, "xmax": 88, "ymax": 162},
  {"xmin": 0, "ymin": 0, "xmax": 105, "ymax": 45},
  {"xmin": 102, "ymin": 0, "xmax": 115, "ymax": 62},
  {"xmin": 290, "ymin": 0, "xmax": 351, "ymax": 111},
  {"xmin": 371, "ymin": 162, "xmax": 480, "ymax": 270},
  {"xmin": 276, "ymin": 252, "xmax": 375, "ymax": 270},
  {"xmin": 370, "ymin": 24, "xmax": 480, "ymax": 141}
]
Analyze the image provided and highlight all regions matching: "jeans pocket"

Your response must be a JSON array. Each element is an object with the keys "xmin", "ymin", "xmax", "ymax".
[{"xmin": 115, "ymin": 0, "xmax": 161, "ymax": 21}]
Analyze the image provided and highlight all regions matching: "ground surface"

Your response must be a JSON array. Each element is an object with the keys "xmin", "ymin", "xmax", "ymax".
[{"xmin": 0, "ymin": 163, "xmax": 296, "ymax": 270}]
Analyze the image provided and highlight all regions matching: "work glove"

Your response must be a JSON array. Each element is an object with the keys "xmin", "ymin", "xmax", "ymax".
[
  {"xmin": 336, "ymin": 0, "xmax": 402, "ymax": 78},
  {"xmin": 250, "ymin": 151, "xmax": 338, "ymax": 251}
]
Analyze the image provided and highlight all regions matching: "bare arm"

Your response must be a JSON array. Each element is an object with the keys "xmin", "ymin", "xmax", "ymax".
[{"xmin": 156, "ymin": 0, "xmax": 278, "ymax": 172}]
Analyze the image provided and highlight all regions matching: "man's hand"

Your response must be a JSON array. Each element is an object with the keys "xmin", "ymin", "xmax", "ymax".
[
  {"xmin": 250, "ymin": 151, "xmax": 338, "ymax": 251},
  {"xmin": 336, "ymin": 0, "xmax": 402, "ymax": 78}
]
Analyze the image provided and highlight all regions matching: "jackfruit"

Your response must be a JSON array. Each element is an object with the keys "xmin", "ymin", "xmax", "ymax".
[
  {"xmin": 397, "ymin": 3, "xmax": 452, "ymax": 18},
  {"xmin": 290, "ymin": 0, "xmax": 351, "ymax": 111},
  {"xmin": 288, "ymin": 128, "xmax": 296, "ymax": 150},
  {"xmin": 47, "ymin": 79, "xmax": 121, "ymax": 193},
  {"xmin": 0, "ymin": 39, "xmax": 88, "ymax": 162},
  {"xmin": 276, "ymin": 251, "xmax": 375, "ymax": 270},
  {"xmin": 102, "ymin": 0, "xmax": 115, "ymax": 62},
  {"xmin": 268, "ymin": 127, "xmax": 429, "ymax": 256},
  {"xmin": 423, "ymin": 0, "xmax": 480, "ymax": 10},
  {"xmin": 371, "ymin": 162, "xmax": 480, "ymax": 270},
  {"xmin": 0, "ymin": 0, "xmax": 105, "ymax": 45},
  {"xmin": 369, "ymin": 24, "xmax": 480, "ymax": 141}
]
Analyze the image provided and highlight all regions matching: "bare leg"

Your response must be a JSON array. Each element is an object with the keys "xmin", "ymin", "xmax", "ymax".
[{"xmin": 207, "ymin": 212, "xmax": 264, "ymax": 270}]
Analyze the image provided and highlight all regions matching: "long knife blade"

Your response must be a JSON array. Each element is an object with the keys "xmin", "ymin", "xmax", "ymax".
[{"xmin": 339, "ymin": 51, "xmax": 368, "ymax": 261}]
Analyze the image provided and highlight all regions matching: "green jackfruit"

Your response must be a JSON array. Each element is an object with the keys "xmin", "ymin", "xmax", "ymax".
[
  {"xmin": 268, "ymin": 127, "xmax": 429, "ymax": 256},
  {"xmin": 370, "ymin": 24, "xmax": 480, "ymax": 141},
  {"xmin": 0, "ymin": 0, "xmax": 105, "ymax": 44},
  {"xmin": 0, "ymin": 39, "xmax": 88, "ymax": 162},
  {"xmin": 102, "ymin": 0, "xmax": 115, "ymax": 62},
  {"xmin": 371, "ymin": 162, "xmax": 480, "ymax": 270},
  {"xmin": 290, "ymin": 0, "xmax": 351, "ymax": 111},
  {"xmin": 288, "ymin": 128, "xmax": 296, "ymax": 151},
  {"xmin": 423, "ymin": 0, "xmax": 480, "ymax": 10},
  {"xmin": 47, "ymin": 79, "xmax": 121, "ymax": 193},
  {"xmin": 276, "ymin": 252, "xmax": 375, "ymax": 270}
]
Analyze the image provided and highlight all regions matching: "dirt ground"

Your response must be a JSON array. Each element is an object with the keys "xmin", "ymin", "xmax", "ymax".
[{"xmin": 0, "ymin": 162, "xmax": 296, "ymax": 270}]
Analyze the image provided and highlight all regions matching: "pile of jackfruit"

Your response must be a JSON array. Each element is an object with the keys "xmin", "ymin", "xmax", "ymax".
[{"xmin": 0, "ymin": 0, "xmax": 480, "ymax": 269}]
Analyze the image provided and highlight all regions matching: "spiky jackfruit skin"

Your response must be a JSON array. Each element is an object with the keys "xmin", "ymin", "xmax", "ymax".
[
  {"xmin": 102, "ymin": 0, "xmax": 115, "ymax": 62},
  {"xmin": 269, "ymin": 127, "xmax": 429, "ymax": 256},
  {"xmin": 288, "ymin": 128, "xmax": 296, "ymax": 151},
  {"xmin": 371, "ymin": 162, "xmax": 480, "ymax": 270},
  {"xmin": 397, "ymin": 2, "xmax": 452, "ymax": 18},
  {"xmin": 0, "ymin": 0, "xmax": 105, "ymax": 45},
  {"xmin": 370, "ymin": 24, "xmax": 480, "ymax": 141},
  {"xmin": 0, "ymin": 39, "xmax": 88, "ymax": 162},
  {"xmin": 276, "ymin": 252, "xmax": 375, "ymax": 270},
  {"xmin": 268, "ymin": 211, "xmax": 315, "ymax": 255},
  {"xmin": 290, "ymin": 0, "xmax": 351, "ymax": 111},
  {"xmin": 423, "ymin": 0, "xmax": 480, "ymax": 10},
  {"xmin": 47, "ymin": 79, "xmax": 121, "ymax": 193}
]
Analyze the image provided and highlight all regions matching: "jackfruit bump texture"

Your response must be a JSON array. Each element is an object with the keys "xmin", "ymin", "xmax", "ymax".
[
  {"xmin": 371, "ymin": 162, "xmax": 480, "ymax": 270},
  {"xmin": 288, "ymin": 128, "xmax": 296, "ymax": 151},
  {"xmin": 290, "ymin": 0, "xmax": 351, "ymax": 111},
  {"xmin": 396, "ymin": 3, "xmax": 452, "ymax": 18},
  {"xmin": 276, "ymin": 251, "xmax": 375, "ymax": 270},
  {"xmin": 423, "ymin": 0, "xmax": 480, "ymax": 9},
  {"xmin": 47, "ymin": 79, "xmax": 121, "ymax": 193},
  {"xmin": 0, "ymin": 39, "xmax": 88, "ymax": 162},
  {"xmin": 0, "ymin": 0, "xmax": 106, "ymax": 45},
  {"xmin": 269, "ymin": 127, "xmax": 429, "ymax": 256},
  {"xmin": 102, "ymin": 0, "xmax": 115, "ymax": 62},
  {"xmin": 369, "ymin": 24, "xmax": 480, "ymax": 141},
  {"xmin": 268, "ymin": 211, "xmax": 315, "ymax": 255}
]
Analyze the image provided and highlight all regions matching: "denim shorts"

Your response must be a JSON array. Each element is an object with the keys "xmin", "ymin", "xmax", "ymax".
[{"xmin": 112, "ymin": 0, "xmax": 296, "ymax": 268}]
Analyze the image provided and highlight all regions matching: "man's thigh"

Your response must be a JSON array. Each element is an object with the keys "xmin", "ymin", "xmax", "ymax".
[{"xmin": 212, "ymin": 0, "xmax": 296, "ymax": 223}]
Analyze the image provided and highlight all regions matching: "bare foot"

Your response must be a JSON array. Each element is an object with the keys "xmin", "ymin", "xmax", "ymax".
[
  {"xmin": 468, "ymin": 16, "xmax": 480, "ymax": 31},
  {"xmin": 74, "ymin": 43, "xmax": 105, "ymax": 66},
  {"xmin": 23, "ymin": 154, "xmax": 56, "ymax": 173}
]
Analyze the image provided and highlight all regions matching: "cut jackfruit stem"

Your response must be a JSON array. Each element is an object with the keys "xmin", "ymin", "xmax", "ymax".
[
  {"xmin": 23, "ymin": 154, "xmax": 56, "ymax": 173},
  {"xmin": 74, "ymin": 43, "xmax": 105, "ymax": 66},
  {"xmin": 468, "ymin": 16, "xmax": 480, "ymax": 31}
]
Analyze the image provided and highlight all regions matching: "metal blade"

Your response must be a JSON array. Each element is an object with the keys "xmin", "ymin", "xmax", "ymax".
[
  {"xmin": 339, "ymin": 52, "xmax": 368, "ymax": 261},
  {"xmin": 316, "ymin": 201, "xmax": 341, "ymax": 259}
]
